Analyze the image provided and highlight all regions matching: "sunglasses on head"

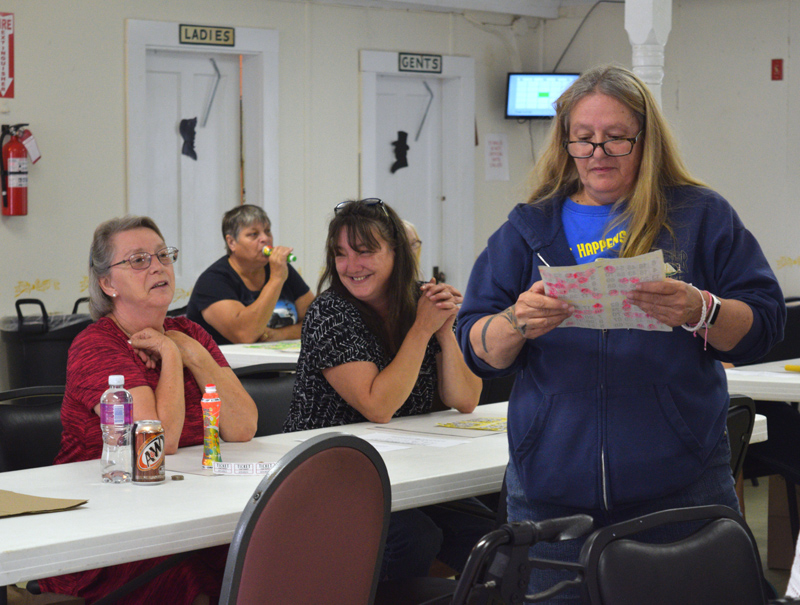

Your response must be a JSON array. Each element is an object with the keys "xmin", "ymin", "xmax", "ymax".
[{"xmin": 334, "ymin": 198, "xmax": 386, "ymax": 215}]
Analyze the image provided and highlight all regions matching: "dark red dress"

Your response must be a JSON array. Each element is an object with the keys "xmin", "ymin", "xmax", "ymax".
[{"xmin": 38, "ymin": 316, "xmax": 230, "ymax": 605}]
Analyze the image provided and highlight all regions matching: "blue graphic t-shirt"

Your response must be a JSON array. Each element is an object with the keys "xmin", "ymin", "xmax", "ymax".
[{"xmin": 562, "ymin": 198, "xmax": 627, "ymax": 264}]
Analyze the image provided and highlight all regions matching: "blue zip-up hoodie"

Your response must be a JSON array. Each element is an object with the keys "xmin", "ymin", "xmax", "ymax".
[{"xmin": 457, "ymin": 186, "xmax": 785, "ymax": 510}]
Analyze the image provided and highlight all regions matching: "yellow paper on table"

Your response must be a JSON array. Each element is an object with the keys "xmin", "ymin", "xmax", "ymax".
[
  {"xmin": 436, "ymin": 418, "xmax": 507, "ymax": 432},
  {"xmin": 0, "ymin": 489, "xmax": 87, "ymax": 518},
  {"xmin": 243, "ymin": 340, "xmax": 301, "ymax": 352}
]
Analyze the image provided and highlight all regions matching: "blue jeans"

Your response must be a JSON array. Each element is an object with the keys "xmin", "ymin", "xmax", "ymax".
[
  {"xmin": 380, "ymin": 498, "xmax": 495, "ymax": 581},
  {"xmin": 506, "ymin": 429, "xmax": 741, "ymax": 603}
]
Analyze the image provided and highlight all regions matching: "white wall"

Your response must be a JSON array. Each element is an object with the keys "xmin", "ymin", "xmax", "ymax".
[{"xmin": 0, "ymin": 0, "xmax": 797, "ymax": 323}]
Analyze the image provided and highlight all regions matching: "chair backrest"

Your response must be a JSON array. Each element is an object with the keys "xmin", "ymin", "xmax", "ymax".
[
  {"xmin": 728, "ymin": 395, "xmax": 756, "ymax": 480},
  {"xmin": 746, "ymin": 298, "xmax": 800, "ymax": 365},
  {"xmin": 449, "ymin": 515, "xmax": 594, "ymax": 605},
  {"xmin": 219, "ymin": 432, "xmax": 391, "ymax": 605},
  {"xmin": 580, "ymin": 505, "xmax": 767, "ymax": 605},
  {"xmin": 233, "ymin": 363, "xmax": 297, "ymax": 437},
  {"xmin": 0, "ymin": 385, "xmax": 65, "ymax": 472},
  {"xmin": 478, "ymin": 373, "xmax": 516, "ymax": 406}
]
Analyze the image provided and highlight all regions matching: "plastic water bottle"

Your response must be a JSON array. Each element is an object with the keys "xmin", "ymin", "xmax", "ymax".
[{"xmin": 100, "ymin": 375, "xmax": 133, "ymax": 483}]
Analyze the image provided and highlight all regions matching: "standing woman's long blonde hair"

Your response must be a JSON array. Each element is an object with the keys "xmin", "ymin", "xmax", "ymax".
[{"xmin": 527, "ymin": 64, "xmax": 706, "ymax": 258}]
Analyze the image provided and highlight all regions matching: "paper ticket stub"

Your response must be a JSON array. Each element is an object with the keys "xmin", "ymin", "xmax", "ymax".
[
  {"xmin": 212, "ymin": 461, "xmax": 276, "ymax": 475},
  {"xmin": 539, "ymin": 250, "xmax": 670, "ymax": 332}
]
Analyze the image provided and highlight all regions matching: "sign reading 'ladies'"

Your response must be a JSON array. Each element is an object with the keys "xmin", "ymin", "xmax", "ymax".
[{"xmin": 179, "ymin": 24, "xmax": 235, "ymax": 47}]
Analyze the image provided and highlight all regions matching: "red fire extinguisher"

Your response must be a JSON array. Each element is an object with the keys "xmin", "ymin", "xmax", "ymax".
[{"xmin": 1, "ymin": 123, "xmax": 32, "ymax": 216}]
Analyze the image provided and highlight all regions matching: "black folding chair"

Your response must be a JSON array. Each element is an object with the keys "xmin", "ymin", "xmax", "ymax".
[
  {"xmin": 233, "ymin": 362, "xmax": 297, "ymax": 436},
  {"xmin": 0, "ymin": 385, "xmax": 65, "ymax": 472},
  {"xmin": 446, "ymin": 505, "xmax": 785, "ymax": 605}
]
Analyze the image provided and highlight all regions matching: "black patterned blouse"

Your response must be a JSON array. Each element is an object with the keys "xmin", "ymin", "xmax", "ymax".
[{"xmin": 282, "ymin": 289, "xmax": 441, "ymax": 432}]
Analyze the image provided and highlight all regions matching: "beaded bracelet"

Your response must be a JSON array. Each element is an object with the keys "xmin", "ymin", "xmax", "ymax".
[{"xmin": 682, "ymin": 285, "xmax": 708, "ymax": 334}]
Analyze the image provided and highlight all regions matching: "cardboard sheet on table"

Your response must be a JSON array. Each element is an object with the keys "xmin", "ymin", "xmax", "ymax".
[
  {"xmin": 0, "ymin": 489, "xmax": 87, "ymax": 518},
  {"xmin": 370, "ymin": 413, "xmax": 507, "ymax": 438}
]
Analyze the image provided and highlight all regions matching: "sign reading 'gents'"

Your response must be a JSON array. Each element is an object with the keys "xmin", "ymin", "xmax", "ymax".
[{"xmin": 398, "ymin": 53, "xmax": 442, "ymax": 74}]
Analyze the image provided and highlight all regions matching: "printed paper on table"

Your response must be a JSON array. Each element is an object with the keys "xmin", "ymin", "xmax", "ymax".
[
  {"xmin": 539, "ymin": 250, "xmax": 670, "ymax": 332},
  {"xmin": 244, "ymin": 340, "xmax": 302, "ymax": 352},
  {"xmin": 436, "ymin": 417, "xmax": 507, "ymax": 432}
]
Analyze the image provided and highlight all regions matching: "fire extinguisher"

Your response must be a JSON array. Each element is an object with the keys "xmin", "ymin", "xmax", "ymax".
[{"xmin": 1, "ymin": 123, "xmax": 30, "ymax": 216}]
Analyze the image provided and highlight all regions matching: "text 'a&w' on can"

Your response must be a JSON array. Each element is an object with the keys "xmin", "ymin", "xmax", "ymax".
[{"xmin": 133, "ymin": 420, "xmax": 165, "ymax": 485}]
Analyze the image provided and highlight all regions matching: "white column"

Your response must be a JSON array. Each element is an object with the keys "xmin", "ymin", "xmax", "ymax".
[{"xmin": 624, "ymin": 0, "xmax": 672, "ymax": 107}]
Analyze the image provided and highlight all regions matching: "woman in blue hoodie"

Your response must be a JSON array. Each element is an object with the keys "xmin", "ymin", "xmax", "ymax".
[{"xmin": 457, "ymin": 65, "xmax": 785, "ymax": 601}]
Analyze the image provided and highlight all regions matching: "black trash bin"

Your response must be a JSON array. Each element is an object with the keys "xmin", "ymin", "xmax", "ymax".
[{"xmin": 0, "ymin": 298, "xmax": 92, "ymax": 390}]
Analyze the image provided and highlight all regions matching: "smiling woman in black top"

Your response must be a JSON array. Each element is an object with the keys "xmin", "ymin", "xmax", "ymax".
[{"xmin": 284, "ymin": 198, "xmax": 487, "ymax": 581}]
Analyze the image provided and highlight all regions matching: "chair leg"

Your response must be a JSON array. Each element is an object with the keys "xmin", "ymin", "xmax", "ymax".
[
  {"xmin": 1, "ymin": 586, "xmax": 7, "ymax": 605},
  {"xmin": 786, "ymin": 476, "xmax": 800, "ymax": 547}
]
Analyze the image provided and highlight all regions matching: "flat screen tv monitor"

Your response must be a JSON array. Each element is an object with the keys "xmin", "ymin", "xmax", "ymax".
[{"xmin": 505, "ymin": 72, "xmax": 580, "ymax": 119}]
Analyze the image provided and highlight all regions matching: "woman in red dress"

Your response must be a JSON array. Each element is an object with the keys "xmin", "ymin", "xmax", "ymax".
[{"xmin": 38, "ymin": 216, "xmax": 258, "ymax": 605}]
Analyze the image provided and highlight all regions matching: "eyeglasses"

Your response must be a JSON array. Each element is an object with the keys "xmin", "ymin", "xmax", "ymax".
[
  {"xmin": 334, "ymin": 198, "xmax": 387, "ymax": 217},
  {"xmin": 564, "ymin": 130, "xmax": 643, "ymax": 158},
  {"xmin": 109, "ymin": 247, "xmax": 179, "ymax": 271}
]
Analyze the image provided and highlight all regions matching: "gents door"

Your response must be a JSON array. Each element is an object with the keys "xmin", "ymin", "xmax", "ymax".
[
  {"xmin": 360, "ymin": 51, "xmax": 475, "ymax": 291},
  {"xmin": 375, "ymin": 75, "xmax": 443, "ymax": 282}
]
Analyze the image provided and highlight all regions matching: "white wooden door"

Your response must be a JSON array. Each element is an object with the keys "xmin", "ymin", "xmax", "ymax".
[
  {"xmin": 143, "ymin": 50, "xmax": 240, "ymax": 298},
  {"xmin": 360, "ymin": 51, "xmax": 475, "ymax": 291},
  {"xmin": 375, "ymin": 76, "xmax": 443, "ymax": 281}
]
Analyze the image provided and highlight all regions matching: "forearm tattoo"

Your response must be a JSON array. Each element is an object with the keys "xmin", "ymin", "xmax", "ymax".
[
  {"xmin": 481, "ymin": 307, "xmax": 526, "ymax": 354},
  {"xmin": 501, "ymin": 306, "xmax": 527, "ymax": 338},
  {"xmin": 481, "ymin": 315, "xmax": 495, "ymax": 353}
]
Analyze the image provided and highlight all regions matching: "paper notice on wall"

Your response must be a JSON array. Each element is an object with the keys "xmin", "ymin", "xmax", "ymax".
[
  {"xmin": 539, "ymin": 250, "xmax": 671, "ymax": 331},
  {"xmin": 484, "ymin": 134, "xmax": 509, "ymax": 181}
]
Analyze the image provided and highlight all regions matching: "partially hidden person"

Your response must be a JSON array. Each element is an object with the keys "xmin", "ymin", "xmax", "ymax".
[{"xmin": 187, "ymin": 204, "xmax": 314, "ymax": 345}]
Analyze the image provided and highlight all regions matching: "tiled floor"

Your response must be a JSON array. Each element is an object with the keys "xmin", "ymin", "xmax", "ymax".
[{"xmin": 744, "ymin": 478, "xmax": 792, "ymax": 596}]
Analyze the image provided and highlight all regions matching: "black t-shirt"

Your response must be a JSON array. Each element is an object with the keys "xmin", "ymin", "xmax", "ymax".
[{"xmin": 186, "ymin": 255, "xmax": 311, "ymax": 345}]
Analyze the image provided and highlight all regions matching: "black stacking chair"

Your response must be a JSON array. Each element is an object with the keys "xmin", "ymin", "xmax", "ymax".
[
  {"xmin": 728, "ymin": 395, "xmax": 756, "ymax": 480},
  {"xmin": 478, "ymin": 373, "xmax": 516, "ymax": 406},
  {"xmin": 233, "ymin": 362, "xmax": 297, "ymax": 437},
  {"xmin": 742, "ymin": 298, "xmax": 800, "ymax": 546},
  {"xmin": 0, "ymin": 385, "xmax": 65, "ymax": 473},
  {"xmin": 446, "ymin": 505, "xmax": 780, "ymax": 605}
]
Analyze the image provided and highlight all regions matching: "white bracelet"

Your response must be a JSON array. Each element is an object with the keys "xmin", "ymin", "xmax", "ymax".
[{"xmin": 682, "ymin": 284, "xmax": 708, "ymax": 333}]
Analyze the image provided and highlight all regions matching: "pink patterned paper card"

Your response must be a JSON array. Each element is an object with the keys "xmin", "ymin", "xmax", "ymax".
[{"xmin": 539, "ymin": 250, "xmax": 670, "ymax": 331}]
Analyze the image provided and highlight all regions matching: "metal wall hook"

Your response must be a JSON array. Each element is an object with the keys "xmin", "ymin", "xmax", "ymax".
[
  {"xmin": 201, "ymin": 58, "xmax": 222, "ymax": 127},
  {"xmin": 414, "ymin": 80, "xmax": 434, "ymax": 142}
]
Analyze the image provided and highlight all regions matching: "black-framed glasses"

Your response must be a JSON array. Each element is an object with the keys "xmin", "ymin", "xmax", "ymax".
[
  {"xmin": 334, "ymin": 198, "xmax": 387, "ymax": 216},
  {"xmin": 564, "ymin": 130, "xmax": 643, "ymax": 158},
  {"xmin": 109, "ymin": 247, "xmax": 179, "ymax": 271}
]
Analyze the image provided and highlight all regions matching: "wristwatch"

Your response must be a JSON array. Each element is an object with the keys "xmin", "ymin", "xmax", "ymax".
[{"xmin": 706, "ymin": 293, "xmax": 722, "ymax": 327}]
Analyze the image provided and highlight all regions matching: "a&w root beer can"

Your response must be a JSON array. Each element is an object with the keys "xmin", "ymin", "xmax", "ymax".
[{"xmin": 133, "ymin": 420, "xmax": 165, "ymax": 484}]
